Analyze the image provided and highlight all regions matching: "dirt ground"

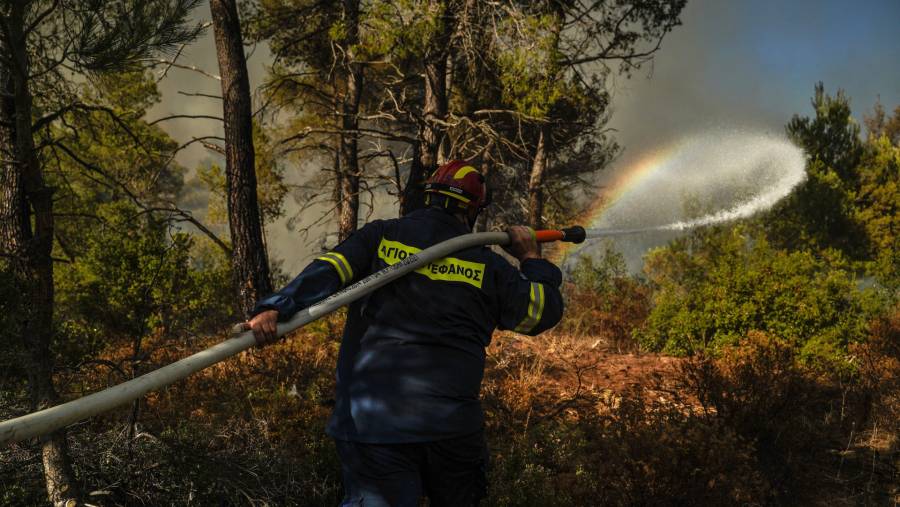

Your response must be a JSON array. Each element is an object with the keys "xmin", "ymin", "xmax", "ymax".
[{"xmin": 489, "ymin": 331, "xmax": 685, "ymax": 398}]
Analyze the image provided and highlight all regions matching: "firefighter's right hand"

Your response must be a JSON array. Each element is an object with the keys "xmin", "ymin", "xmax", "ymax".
[
  {"xmin": 503, "ymin": 226, "xmax": 540, "ymax": 262},
  {"xmin": 240, "ymin": 309, "xmax": 280, "ymax": 347}
]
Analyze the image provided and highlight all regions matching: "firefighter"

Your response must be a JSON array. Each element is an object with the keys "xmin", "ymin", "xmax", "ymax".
[{"xmin": 243, "ymin": 160, "xmax": 564, "ymax": 507}]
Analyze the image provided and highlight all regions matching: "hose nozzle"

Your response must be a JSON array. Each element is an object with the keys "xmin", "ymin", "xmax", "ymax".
[{"xmin": 534, "ymin": 226, "xmax": 586, "ymax": 244}]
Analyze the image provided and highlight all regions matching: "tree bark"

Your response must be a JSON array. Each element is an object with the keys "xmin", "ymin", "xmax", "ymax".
[
  {"xmin": 332, "ymin": 92, "xmax": 344, "ymax": 225},
  {"xmin": 0, "ymin": 55, "xmax": 25, "ymax": 251},
  {"xmin": 210, "ymin": 0, "xmax": 273, "ymax": 316},
  {"xmin": 332, "ymin": 137, "xmax": 344, "ymax": 231},
  {"xmin": 474, "ymin": 151, "xmax": 494, "ymax": 232},
  {"xmin": 400, "ymin": 3, "xmax": 455, "ymax": 216},
  {"xmin": 527, "ymin": 5, "xmax": 560, "ymax": 246},
  {"xmin": 401, "ymin": 58, "xmax": 448, "ymax": 215},
  {"xmin": 337, "ymin": 0, "xmax": 363, "ymax": 242},
  {"xmin": 528, "ymin": 126, "xmax": 548, "ymax": 241},
  {"xmin": 3, "ymin": 3, "xmax": 80, "ymax": 504}
]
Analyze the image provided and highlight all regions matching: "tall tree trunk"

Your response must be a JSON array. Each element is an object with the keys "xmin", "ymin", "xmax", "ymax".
[
  {"xmin": 337, "ymin": 0, "xmax": 363, "ymax": 242},
  {"xmin": 402, "ymin": 143, "xmax": 424, "ymax": 215},
  {"xmin": 400, "ymin": 4, "xmax": 455, "ymax": 216},
  {"xmin": 528, "ymin": 126, "xmax": 548, "ymax": 248},
  {"xmin": 210, "ymin": 0, "xmax": 272, "ymax": 316},
  {"xmin": 0, "ymin": 54, "xmax": 25, "ymax": 249},
  {"xmin": 527, "ymin": 5, "xmax": 560, "ymax": 249},
  {"xmin": 474, "ymin": 151, "xmax": 494, "ymax": 232},
  {"xmin": 3, "ymin": 4, "xmax": 80, "ymax": 504},
  {"xmin": 401, "ymin": 58, "xmax": 448, "ymax": 215},
  {"xmin": 332, "ymin": 92, "xmax": 344, "ymax": 226},
  {"xmin": 421, "ymin": 54, "xmax": 449, "ymax": 171}
]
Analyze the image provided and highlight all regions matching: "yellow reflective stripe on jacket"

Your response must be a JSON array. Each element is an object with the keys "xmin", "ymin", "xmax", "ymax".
[
  {"xmin": 515, "ymin": 282, "xmax": 545, "ymax": 333},
  {"xmin": 316, "ymin": 252, "xmax": 353, "ymax": 285},
  {"xmin": 316, "ymin": 255, "xmax": 347, "ymax": 284},
  {"xmin": 329, "ymin": 252, "xmax": 354, "ymax": 281},
  {"xmin": 377, "ymin": 238, "xmax": 485, "ymax": 288}
]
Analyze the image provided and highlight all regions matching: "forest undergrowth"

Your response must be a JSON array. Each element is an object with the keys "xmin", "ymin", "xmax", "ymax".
[{"xmin": 3, "ymin": 277, "xmax": 898, "ymax": 506}]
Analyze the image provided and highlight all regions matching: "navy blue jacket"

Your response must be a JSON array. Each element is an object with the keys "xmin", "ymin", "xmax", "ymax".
[{"xmin": 252, "ymin": 208, "xmax": 564, "ymax": 443}]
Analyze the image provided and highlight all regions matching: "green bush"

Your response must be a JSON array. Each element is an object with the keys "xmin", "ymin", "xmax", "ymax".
[
  {"xmin": 54, "ymin": 201, "xmax": 234, "ymax": 364},
  {"xmin": 641, "ymin": 226, "xmax": 868, "ymax": 365}
]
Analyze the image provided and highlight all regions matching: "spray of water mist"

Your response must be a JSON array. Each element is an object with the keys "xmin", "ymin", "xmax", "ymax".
[{"xmin": 580, "ymin": 130, "xmax": 807, "ymax": 241}]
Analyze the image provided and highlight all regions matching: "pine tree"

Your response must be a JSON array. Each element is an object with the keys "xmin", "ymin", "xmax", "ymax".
[
  {"xmin": 210, "ymin": 0, "xmax": 273, "ymax": 315},
  {"xmin": 0, "ymin": 1, "xmax": 202, "ymax": 502}
]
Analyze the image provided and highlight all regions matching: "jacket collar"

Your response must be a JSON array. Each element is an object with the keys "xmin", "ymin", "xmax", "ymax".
[{"xmin": 412, "ymin": 207, "xmax": 471, "ymax": 235}]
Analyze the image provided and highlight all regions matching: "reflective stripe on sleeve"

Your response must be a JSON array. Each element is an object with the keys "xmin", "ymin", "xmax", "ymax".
[
  {"xmin": 328, "ymin": 252, "xmax": 354, "ymax": 281},
  {"xmin": 514, "ymin": 282, "xmax": 545, "ymax": 333},
  {"xmin": 316, "ymin": 252, "xmax": 354, "ymax": 285}
]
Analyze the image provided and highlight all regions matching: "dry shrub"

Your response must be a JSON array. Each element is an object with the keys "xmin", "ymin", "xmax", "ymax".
[
  {"xmin": 853, "ymin": 307, "xmax": 900, "ymax": 502},
  {"xmin": 483, "ymin": 333, "xmax": 602, "ymax": 431},
  {"xmin": 679, "ymin": 332, "xmax": 828, "ymax": 502},
  {"xmin": 855, "ymin": 307, "xmax": 900, "ymax": 431},
  {"xmin": 6, "ymin": 311, "xmax": 898, "ymax": 505},
  {"xmin": 484, "ymin": 325, "xmax": 900, "ymax": 506},
  {"xmin": 679, "ymin": 331, "xmax": 898, "ymax": 505},
  {"xmin": 582, "ymin": 392, "xmax": 766, "ymax": 506},
  {"xmin": 561, "ymin": 278, "xmax": 651, "ymax": 353},
  {"xmin": 2, "ymin": 317, "xmax": 346, "ymax": 506},
  {"xmin": 483, "ymin": 333, "xmax": 767, "ymax": 506}
]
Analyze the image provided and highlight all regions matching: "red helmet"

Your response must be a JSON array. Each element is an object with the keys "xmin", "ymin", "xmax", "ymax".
[{"xmin": 424, "ymin": 160, "xmax": 491, "ymax": 213}]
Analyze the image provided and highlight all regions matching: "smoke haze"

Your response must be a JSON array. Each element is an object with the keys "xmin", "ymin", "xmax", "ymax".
[{"xmin": 149, "ymin": 0, "xmax": 900, "ymax": 274}]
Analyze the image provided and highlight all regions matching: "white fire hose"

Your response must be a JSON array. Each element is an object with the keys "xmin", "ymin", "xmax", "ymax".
[{"xmin": 0, "ymin": 227, "xmax": 586, "ymax": 445}]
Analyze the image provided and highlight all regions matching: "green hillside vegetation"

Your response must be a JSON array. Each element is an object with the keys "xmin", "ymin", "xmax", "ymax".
[{"xmin": 639, "ymin": 86, "xmax": 898, "ymax": 370}]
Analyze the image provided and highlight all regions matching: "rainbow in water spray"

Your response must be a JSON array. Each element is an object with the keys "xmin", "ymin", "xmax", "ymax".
[{"xmin": 569, "ymin": 130, "xmax": 808, "ymax": 243}]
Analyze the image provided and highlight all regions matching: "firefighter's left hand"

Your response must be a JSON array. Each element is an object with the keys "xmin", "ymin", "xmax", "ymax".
[
  {"xmin": 504, "ymin": 226, "xmax": 540, "ymax": 262},
  {"xmin": 239, "ymin": 309, "xmax": 280, "ymax": 347}
]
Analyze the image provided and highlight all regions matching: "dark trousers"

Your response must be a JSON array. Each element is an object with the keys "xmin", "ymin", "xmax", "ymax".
[{"xmin": 335, "ymin": 431, "xmax": 488, "ymax": 507}]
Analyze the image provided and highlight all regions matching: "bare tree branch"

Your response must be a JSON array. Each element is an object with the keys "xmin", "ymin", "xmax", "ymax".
[
  {"xmin": 147, "ymin": 58, "xmax": 221, "ymax": 80},
  {"xmin": 147, "ymin": 114, "xmax": 223, "ymax": 126},
  {"xmin": 177, "ymin": 90, "xmax": 222, "ymax": 100}
]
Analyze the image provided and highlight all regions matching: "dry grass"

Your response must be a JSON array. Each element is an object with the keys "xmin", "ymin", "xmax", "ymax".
[{"xmin": 3, "ymin": 306, "xmax": 899, "ymax": 505}]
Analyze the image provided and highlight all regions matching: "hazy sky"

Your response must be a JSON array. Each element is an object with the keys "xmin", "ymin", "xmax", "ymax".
[
  {"xmin": 150, "ymin": 0, "xmax": 900, "ymax": 273},
  {"xmin": 607, "ymin": 0, "xmax": 900, "ymax": 155}
]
